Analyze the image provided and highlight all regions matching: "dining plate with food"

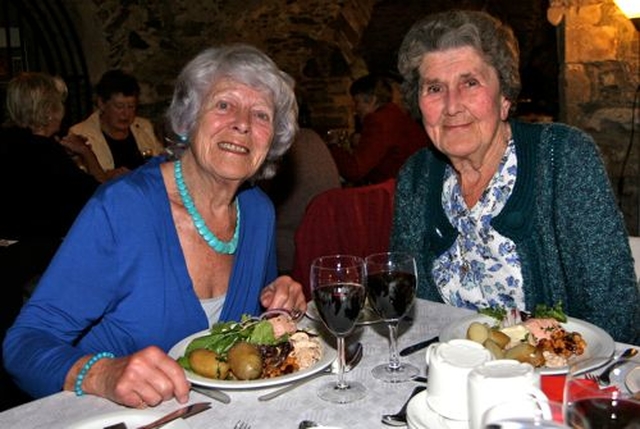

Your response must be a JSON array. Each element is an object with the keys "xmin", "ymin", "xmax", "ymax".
[
  {"xmin": 168, "ymin": 313, "xmax": 336, "ymax": 389},
  {"xmin": 439, "ymin": 305, "xmax": 615, "ymax": 375}
]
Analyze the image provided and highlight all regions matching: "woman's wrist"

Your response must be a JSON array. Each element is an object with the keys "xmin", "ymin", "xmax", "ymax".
[{"xmin": 74, "ymin": 352, "xmax": 115, "ymax": 396}]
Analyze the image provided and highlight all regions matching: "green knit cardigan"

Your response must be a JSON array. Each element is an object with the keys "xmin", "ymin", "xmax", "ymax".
[{"xmin": 391, "ymin": 119, "xmax": 640, "ymax": 344}]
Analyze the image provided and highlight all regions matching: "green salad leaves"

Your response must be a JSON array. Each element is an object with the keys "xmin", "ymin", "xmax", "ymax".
[
  {"xmin": 479, "ymin": 302, "xmax": 567, "ymax": 323},
  {"xmin": 532, "ymin": 302, "xmax": 567, "ymax": 323},
  {"xmin": 177, "ymin": 314, "xmax": 288, "ymax": 371}
]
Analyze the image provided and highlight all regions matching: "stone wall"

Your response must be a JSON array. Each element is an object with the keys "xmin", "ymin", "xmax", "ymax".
[
  {"xmin": 62, "ymin": 0, "xmax": 640, "ymax": 233},
  {"xmin": 557, "ymin": 0, "xmax": 640, "ymax": 233}
]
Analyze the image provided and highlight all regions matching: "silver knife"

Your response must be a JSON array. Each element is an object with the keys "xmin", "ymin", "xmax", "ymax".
[
  {"xmin": 399, "ymin": 336, "xmax": 439, "ymax": 357},
  {"xmin": 191, "ymin": 386, "xmax": 231, "ymax": 404},
  {"xmin": 136, "ymin": 402, "xmax": 211, "ymax": 429}
]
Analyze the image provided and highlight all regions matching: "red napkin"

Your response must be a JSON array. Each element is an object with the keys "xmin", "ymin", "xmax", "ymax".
[
  {"xmin": 541, "ymin": 374, "xmax": 566, "ymax": 403},
  {"xmin": 541, "ymin": 374, "xmax": 620, "ymax": 403}
]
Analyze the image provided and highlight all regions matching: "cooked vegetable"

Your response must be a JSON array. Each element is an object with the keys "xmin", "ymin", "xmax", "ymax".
[
  {"xmin": 483, "ymin": 338, "xmax": 505, "ymax": 359},
  {"xmin": 188, "ymin": 349, "xmax": 229, "ymax": 379},
  {"xmin": 467, "ymin": 321, "xmax": 490, "ymax": 344},
  {"xmin": 228, "ymin": 341, "xmax": 263, "ymax": 380},
  {"xmin": 504, "ymin": 343, "xmax": 545, "ymax": 367},
  {"xmin": 488, "ymin": 329, "xmax": 511, "ymax": 349}
]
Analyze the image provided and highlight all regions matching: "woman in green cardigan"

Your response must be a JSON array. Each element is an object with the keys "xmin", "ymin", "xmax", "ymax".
[{"xmin": 392, "ymin": 9, "xmax": 639, "ymax": 344}]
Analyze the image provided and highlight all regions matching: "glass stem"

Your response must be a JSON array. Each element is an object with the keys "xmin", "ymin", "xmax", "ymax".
[
  {"xmin": 335, "ymin": 336, "xmax": 348, "ymax": 389},
  {"xmin": 387, "ymin": 320, "xmax": 401, "ymax": 370}
]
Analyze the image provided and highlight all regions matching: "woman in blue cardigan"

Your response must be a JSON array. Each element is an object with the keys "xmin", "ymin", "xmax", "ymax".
[
  {"xmin": 392, "ymin": 10, "xmax": 639, "ymax": 344},
  {"xmin": 4, "ymin": 44, "xmax": 306, "ymax": 407}
]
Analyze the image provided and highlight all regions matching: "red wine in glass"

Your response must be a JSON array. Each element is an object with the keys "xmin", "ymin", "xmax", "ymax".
[
  {"xmin": 311, "ymin": 254, "xmax": 366, "ymax": 404},
  {"xmin": 365, "ymin": 252, "xmax": 419, "ymax": 383},
  {"xmin": 566, "ymin": 397, "xmax": 640, "ymax": 428},
  {"xmin": 313, "ymin": 282, "xmax": 365, "ymax": 336},
  {"xmin": 366, "ymin": 271, "xmax": 416, "ymax": 320}
]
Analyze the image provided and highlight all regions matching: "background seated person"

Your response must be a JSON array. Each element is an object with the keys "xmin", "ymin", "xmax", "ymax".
[
  {"xmin": 328, "ymin": 74, "xmax": 429, "ymax": 185},
  {"xmin": 260, "ymin": 127, "xmax": 341, "ymax": 274},
  {"xmin": 0, "ymin": 72, "xmax": 107, "ymax": 410},
  {"xmin": 70, "ymin": 69, "xmax": 164, "ymax": 176}
]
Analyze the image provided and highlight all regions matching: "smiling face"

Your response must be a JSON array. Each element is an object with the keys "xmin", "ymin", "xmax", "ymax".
[
  {"xmin": 191, "ymin": 77, "xmax": 275, "ymax": 183},
  {"xmin": 417, "ymin": 46, "xmax": 511, "ymax": 164}
]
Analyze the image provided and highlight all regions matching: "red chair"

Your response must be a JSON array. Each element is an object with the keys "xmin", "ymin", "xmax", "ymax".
[{"xmin": 291, "ymin": 179, "xmax": 396, "ymax": 299}]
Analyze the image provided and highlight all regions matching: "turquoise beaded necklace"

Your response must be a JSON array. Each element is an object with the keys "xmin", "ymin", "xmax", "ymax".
[{"xmin": 174, "ymin": 160, "xmax": 240, "ymax": 254}]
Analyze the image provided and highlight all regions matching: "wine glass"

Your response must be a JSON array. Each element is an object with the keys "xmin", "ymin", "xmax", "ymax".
[
  {"xmin": 365, "ymin": 251, "xmax": 419, "ymax": 382},
  {"xmin": 310, "ymin": 254, "xmax": 366, "ymax": 403},
  {"xmin": 564, "ymin": 356, "xmax": 640, "ymax": 428}
]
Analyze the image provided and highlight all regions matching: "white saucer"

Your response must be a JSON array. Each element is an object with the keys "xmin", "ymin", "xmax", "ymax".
[
  {"xmin": 406, "ymin": 390, "xmax": 468, "ymax": 429},
  {"xmin": 625, "ymin": 366, "xmax": 640, "ymax": 394}
]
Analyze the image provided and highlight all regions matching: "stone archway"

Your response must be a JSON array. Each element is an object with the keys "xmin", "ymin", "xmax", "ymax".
[{"xmin": 0, "ymin": 0, "xmax": 92, "ymax": 128}]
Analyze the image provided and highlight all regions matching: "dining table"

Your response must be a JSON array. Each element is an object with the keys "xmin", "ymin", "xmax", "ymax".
[{"xmin": 0, "ymin": 298, "xmax": 635, "ymax": 429}]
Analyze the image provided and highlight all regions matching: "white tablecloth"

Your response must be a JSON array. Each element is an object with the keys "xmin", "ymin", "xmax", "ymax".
[{"xmin": 0, "ymin": 300, "xmax": 632, "ymax": 429}]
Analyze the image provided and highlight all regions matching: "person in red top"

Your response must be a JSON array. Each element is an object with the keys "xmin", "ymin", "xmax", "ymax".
[{"xmin": 328, "ymin": 74, "xmax": 429, "ymax": 185}]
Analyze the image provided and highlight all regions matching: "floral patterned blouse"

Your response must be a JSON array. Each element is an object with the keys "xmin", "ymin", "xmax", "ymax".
[{"xmin": 432, "ymin": 138, "xmax": 524, "ymax": 311}]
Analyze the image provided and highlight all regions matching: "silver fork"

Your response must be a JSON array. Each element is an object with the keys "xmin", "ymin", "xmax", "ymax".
[
  {"xmin": 585, "ymin": 373, "xmax": 600, "ymax": 384},
  {"xmin": 234, "ymin": 421, "xmax": 251, "ymax": 429},
  {"xmin": 585, "ymin": 348, "xmax": 639, "ymax": 386}
]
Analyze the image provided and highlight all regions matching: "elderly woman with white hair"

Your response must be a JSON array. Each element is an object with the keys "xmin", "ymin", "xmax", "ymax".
[{"xmin": 4, "ymin": 44, "xmax": 306, "ymax": 408}]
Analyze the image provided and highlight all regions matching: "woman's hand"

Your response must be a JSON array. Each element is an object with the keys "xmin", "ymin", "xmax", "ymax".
[
  {"xmin": 58, "ymin": 133, "xmax": 91, "ymax": 155},
  {"xmin": 67, "ymin": 346, "xmax": 190, "ymax": 408},
  {"xmin": 260, "ymin": 275, "xmax": 307, "ymax": 314}
]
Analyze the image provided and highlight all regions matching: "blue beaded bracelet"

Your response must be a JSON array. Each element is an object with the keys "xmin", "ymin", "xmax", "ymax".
[{"xmin": 74, "ymin": 352, "xmax": 115, "ymax": 396}]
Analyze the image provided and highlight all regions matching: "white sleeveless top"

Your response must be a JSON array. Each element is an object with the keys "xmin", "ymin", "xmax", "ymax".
[{"xmin": 200, "ymin": 294, "xmax": 226, "ymax": 326}]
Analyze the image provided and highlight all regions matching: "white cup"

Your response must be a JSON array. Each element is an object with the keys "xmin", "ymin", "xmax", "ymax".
[
  {"xmin": 468, "ymin": 360, "xmax": 550, "ymax": 429},
  {"xmin": 480, "ymin": 398, "xmax": 568, "ymax": 428},
  {"xmin": 425, "ymin": 338, "xmax": 493, "ymax": 420}
]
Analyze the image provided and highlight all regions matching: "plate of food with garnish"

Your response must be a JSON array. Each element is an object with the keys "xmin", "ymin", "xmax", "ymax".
[
  {"xmin": 439, "ymin": 303, "xmax": 615, "ymax": 375},
  {"xmin": 169, "ymin": 311, "xmax": 336, "ymax": 389}
]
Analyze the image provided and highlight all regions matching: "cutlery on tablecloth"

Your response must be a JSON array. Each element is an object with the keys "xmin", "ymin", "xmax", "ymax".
[
  {"xmin": 595, "ymin": 348, "xmax": 638, "ymax": 385},
  {"xmin": 381, "ymin": 385, "xmax": 427, "ymax": 426},
  {"xmin": 398, "ymin": 336, "xmax": 439, "ymax": 357},
  {"xmin": 258, "ymin": 341, "xmax": 363, "ymax": 401},
  {"xmin": 103, "ymin": 401, "xmax": 211, "ymax": 429},
  {"xmin": 191, "ymin": 386, "xmax": 231, "ymax": 403}
]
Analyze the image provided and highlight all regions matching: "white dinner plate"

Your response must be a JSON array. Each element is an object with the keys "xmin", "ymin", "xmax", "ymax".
[
  {"xmin": 168, "ymin": 329, "xmax": 337, "ymax": 389},
  {"xmin": 439, "ymin": 314, "xmax": 615, "ymax": 375},
  {"xmin": 67, "ymin": 409, "xmax": 190, "ymax": 429},
  {"xmin": 305, "ymin": 300, "xmax": 383, "ymax": 326},
  {"xmin": 407, "ymin": 390, "xmax": 468, "ymax": 429}
]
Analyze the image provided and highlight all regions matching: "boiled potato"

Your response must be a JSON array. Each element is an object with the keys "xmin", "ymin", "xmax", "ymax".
[
  {"xmin": 488, "ymin": 329, "xmax": 511, "ymax": 349},
  {"xmin": 466, "ymin": 321, "xmax": 490, "ymax": 344},
  {"xmin": 228, "ymin": 341, "xmax": 263, "ymax": 380},
  {"xmin": 188, "ymin": 348, "xmax": 229, "ymax": 379},
  {"xmin": 483, "ymin": 338, "xmax": 505, "ymax": 359},
  {"xmin": 504, "ymin": 343, "xmax": 545, "ymax": 367}
]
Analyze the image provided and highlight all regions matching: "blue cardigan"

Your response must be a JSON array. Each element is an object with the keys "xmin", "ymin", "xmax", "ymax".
[
  {"xmin": 3, "ymin": 158, "xmax": 278, "ymax": 398},
  {"xmin": 391, "ymin": 120, "xmax": 640, "ymax": 344}
]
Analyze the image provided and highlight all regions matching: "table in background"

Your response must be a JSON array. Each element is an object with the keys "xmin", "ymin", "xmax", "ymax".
[{"xmin": 0, "ymin": 299, "xmax": 633, "ymax": 429}]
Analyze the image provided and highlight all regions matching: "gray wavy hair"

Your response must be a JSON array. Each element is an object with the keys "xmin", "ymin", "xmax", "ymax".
[
  {"xmin": 397, "ymin": 9, "xmax": 521, "ymax": 120},
  {"xmin": 166, "ymin": 43, "xmax": 298, "ymax": 181}
]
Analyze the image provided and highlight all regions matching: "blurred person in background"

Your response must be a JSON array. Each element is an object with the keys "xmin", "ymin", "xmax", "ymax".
[
  {"xmin": 70, "ymin": 69, "xmax": 164, "ymax": 176},
  {"xmin": 328, "ymin": 73, "xmax": 429, "ymax": 185},
  {"xmin": 0, "ymin": 71, "xmax": 107, "ymax": 410}
]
